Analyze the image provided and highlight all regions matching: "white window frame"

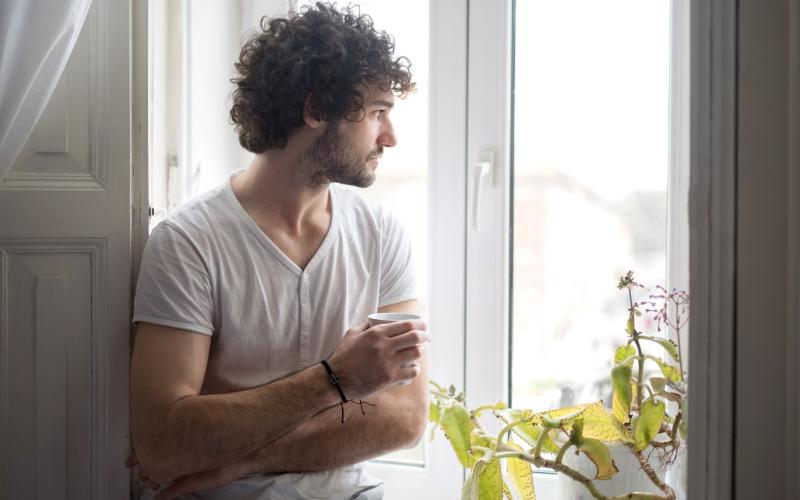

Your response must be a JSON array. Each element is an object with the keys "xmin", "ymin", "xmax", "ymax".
[
  {"xmin": 463, "ymin": 1, "xmax": 713, "ymax": 499},
  {"xmin": 365, "ymin": 0, "xmax": 468, "ymax": 496}
]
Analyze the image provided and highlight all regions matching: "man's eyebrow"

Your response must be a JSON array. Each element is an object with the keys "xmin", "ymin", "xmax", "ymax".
[{"xmin": 367, "ymin": 100, "xmax": 394, "ymax": 108}]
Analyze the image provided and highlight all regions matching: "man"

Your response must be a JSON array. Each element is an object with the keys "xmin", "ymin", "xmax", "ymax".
[{"xmin": 129, "ymin": 3, "xmax": 429, "ymax": 499}]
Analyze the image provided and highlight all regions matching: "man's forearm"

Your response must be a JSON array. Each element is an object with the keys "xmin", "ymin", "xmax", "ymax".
[
  {"xmin": 134, "ymin": 363, "xmax": 341, "ymax": 483},
  {"xmin": 247, "ymin": 389, "xmax": 426, "ymax": 473}
]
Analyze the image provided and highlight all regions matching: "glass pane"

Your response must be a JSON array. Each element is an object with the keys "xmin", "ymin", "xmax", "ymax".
[
  {"xmin": 511, "ymin": 0, "xmax": 670, "ymax": 412},
  {"xmin": 296, "ymin": 0, "xmax": 430, "ymax": 466}
]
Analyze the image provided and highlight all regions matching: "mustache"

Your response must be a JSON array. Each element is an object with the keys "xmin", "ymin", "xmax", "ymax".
[{"xmin": 367, "ymin": 150, "xmax": 383, "ymax": 160}]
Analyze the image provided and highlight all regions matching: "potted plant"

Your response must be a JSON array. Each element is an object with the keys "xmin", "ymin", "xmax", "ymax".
[{"xmin": 429, "ymin": 272, "xmax": 688, "ymax": 500}]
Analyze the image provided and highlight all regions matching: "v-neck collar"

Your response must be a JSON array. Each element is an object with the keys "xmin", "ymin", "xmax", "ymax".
[{"xmin": 223, "ymin": 171, "xmax": 340, "ymax": 276}]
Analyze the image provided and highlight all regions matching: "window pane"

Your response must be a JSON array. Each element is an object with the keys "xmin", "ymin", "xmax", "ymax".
[{"xmin": 511, "ymin": 0, "xmax": 670, "ymax": 412}]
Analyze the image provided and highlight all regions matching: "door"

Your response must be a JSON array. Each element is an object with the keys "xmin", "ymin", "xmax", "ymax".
[{"xmin": 0, "ymin": 0, "xmax": 132, "ymax": 497}]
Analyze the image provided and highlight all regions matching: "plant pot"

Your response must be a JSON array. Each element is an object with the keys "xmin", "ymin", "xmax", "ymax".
[{"xmin": 558, "ymin": 444, "xmax": 665, "ymax": 500}]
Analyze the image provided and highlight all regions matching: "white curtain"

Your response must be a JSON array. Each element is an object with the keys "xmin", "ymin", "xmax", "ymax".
[{"xmin": 0, "ymin": 0, "xmax": 93, "ymax": 182}]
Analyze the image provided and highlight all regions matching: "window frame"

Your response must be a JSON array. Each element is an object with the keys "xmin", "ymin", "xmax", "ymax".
[{"xmin": 463, "ymin": 1, "xmax": 708, "ymax": 498}]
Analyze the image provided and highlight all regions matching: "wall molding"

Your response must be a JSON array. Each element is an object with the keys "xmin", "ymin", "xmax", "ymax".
[
  {"xmin": 687, "ymin": 0, "xmax": 737, "ymax": 498},
  {"xmin": 0, "ymin": 0, "xmax": 108, "ymax": 192},
  {"xmin": 0, "ymin": 238, "xmax": 108, "ymax": 499}
]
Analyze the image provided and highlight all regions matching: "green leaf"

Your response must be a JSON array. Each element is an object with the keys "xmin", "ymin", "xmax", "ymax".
[
  {"xmin": 505, "ymin": 441, "xmax": 536, "ymax": 500},
  {"xmin": 478, "ymin": 458, "xmax": 503, "ymax": 500},
  {"xmin": 680, "ymin": 397, "xmax": 689, "ymax": 439},
  {"xmin": 471, "ymin": 428, "xmax": 497, "ymax": 450},
  {"xmin": 577, "ymin": 438, "xmax": 619, "ymax": 480},
  {"xmin": 430, "ymin": 402, "xmax": 441, "ymax": 424},
  {"xmin": 639, "ymin": 335, "xmax": 681, "ymax": 362},
  {"xmin": 611, "ymin": 364, "xmax": 632, "ymax": 418},
  {"xmin": 440, "ymin": 403, "xmax": 477, "ymax": 468},
  {"xmin": 461, "ymin": 459, "xmax": 485, "ymax": 500},
  {"xmin": 462, "ymin": 456, "xmax": 503, "ymax": 500},
  {"xmin": 635, "ymin": 399, "xmax": 666, "ymax": 451},
  {"xmin": 570, "ymin": 418, "xmax": 585, "ymax": 444},
  {"xmin": 615, "ymin": 344, "xmax": 637, "ymax": 365},
  {"xmin": 626, "ymin": 311, "xmax": 636, "ymax": 336}
]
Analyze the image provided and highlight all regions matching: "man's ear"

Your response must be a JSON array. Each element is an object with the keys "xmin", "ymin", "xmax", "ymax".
[{"xmin": 303, "ymin": 95, "xmax": 325, "ymax": 129}]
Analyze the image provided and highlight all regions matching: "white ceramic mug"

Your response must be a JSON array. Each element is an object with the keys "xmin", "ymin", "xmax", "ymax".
[{"xmin": 367, "ymin": 313, "xmax": 423, "ymax": 385}]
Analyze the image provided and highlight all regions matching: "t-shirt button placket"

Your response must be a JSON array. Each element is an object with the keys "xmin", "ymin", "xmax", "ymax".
[{"xmin": 299, "ymin": 273, "xmax": 312, "ymax": 364}]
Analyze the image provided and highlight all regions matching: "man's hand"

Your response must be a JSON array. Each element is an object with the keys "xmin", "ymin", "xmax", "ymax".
[
  {"xmin": 326, "ymin": 319, "xmax": 428, "ymax": 400},
  {"xmin": 125, "ymin": 450, "xmax": 160, "ymax": 492},
  {"xmin": 126, "ymin": 448, "xmax": 256, "ymax": 499},
  {"xmin": 155, "ymin": 460, "xmax": 257, "ymax": 500}
]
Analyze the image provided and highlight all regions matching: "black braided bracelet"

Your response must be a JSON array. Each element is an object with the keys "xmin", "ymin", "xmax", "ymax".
[
  {"xmin": 320, "ymin": 359, "xmax": 348, "ymax": 403},
  {"xmin": 319, "ymin": 360, "xmax": 376, "ymax": 423}
]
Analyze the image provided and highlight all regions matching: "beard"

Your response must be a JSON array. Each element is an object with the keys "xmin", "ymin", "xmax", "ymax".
[{"xmin": 299, "ymin": 123, "xmax": 379, "ymax": 189}]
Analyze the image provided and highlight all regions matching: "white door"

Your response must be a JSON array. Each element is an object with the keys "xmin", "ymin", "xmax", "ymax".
[{"xmin": 0, "ymin": 0, "xmax": 132, "ymax": 497}]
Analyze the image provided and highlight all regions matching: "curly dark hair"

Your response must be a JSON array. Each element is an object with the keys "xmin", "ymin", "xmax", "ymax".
[{"xmin": 229, "ymin": 2, "xmax": 415, "ymax": 153}]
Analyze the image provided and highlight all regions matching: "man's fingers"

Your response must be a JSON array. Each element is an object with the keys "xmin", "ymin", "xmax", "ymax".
[
  {"xmin": 157, "ymin": 466, "xmax": 241, "ymax": 500},
  {"xmin": 397, "ymin": 361, "xmax": 422, "ymax": 381},
  {"xmin": 389, "ymin": 329, "xmax": 429, "ymax": 351},
  {"xmin": 369, "ymin": 319, "xmax": 427, "ymax": 337},
  {"xmin": 395, "ymin": 343, "xmax": 427, "ymax": 364}
]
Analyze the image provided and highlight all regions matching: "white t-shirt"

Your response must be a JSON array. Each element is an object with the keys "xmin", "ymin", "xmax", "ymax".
[{"xmin": 132, "ymin": 171, "xmax": 416, "ymax": 499}]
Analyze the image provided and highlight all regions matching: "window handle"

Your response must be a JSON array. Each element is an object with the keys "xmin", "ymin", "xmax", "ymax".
[{"xmin": 471, "ymin": 149, "xmax": 495, "ymax": 231}]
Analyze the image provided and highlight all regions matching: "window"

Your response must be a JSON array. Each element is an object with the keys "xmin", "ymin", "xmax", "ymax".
[{"xmin": 465, "ymin": 0, "xmax": 689, "ymax": 498}]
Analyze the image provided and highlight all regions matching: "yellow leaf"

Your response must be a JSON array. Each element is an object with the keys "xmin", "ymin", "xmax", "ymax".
[
  {"xmin": 614, "ymin": 344, "xmax": 636, "ymax": 365},
  {"xmin": 479, "ymin": 458, "xmax": 504, "ymax": 500},
  {"xmin": 562, "ymin": 402, "xmax": 634, "ymax": 445},
  {"xmin": 612, "ymin": 390, "xmax": 629, "ymax": 424},
  {"xmin": 577, "ymin": 437, "xmax": 619, "ymax": 480},
  {"xmin": 505, "ymin": 441, "xmax": 536, "ymax": 500},
  {"xmin": 611, "ymin": 364, "xmax": 632, "ymax": 415}
]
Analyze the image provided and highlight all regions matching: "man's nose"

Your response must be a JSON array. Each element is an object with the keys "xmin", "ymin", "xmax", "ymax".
[{"xmin": 378, "ymin": 120, "xmax": 397, "ymax": 148}]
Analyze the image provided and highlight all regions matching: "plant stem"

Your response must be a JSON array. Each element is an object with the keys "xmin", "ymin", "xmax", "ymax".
[
  {"xmin": 670, "ymin": 411, "xmax": 682, "ymax": 442},
  {"xmin": 629, "ymin": 288, "xmax": 645, "ymax": 412},
  {"xmin": 554, "ymin": 439, "xmax": 574, "ymax": 464},
  {"xmin": 533, "ymin": 426, "xmax": 551, "ymax": 459},
  {"xmin": 624, "ymin": 442, "xmax": 677, "ymax": 499},
  {"xmin": 674, "ymin": 308, "xmax": 685, "ymax": 380},
  {"xmin": 497, "ymin": 417, "xmax": 533, "ymax": 443}
]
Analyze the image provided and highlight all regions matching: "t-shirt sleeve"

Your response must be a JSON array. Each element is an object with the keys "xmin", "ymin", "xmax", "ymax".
[
  {"xmin": 132, "ymin": 222, "xmax": 215, "ymax": 336},
  {"xmin": 378, "ymin": 211, "xmax": 417, "ymax": 308}
]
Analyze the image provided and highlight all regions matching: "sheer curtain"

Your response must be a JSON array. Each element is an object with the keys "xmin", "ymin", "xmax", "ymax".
[{"xmin": 0, "ymin": 0, "xmax": 93, "ymax": 182}]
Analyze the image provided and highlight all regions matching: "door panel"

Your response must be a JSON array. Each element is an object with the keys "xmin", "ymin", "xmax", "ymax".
[{"xmin": 0, "ymin": 0, "xmax": 131, "ymax": 497}]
